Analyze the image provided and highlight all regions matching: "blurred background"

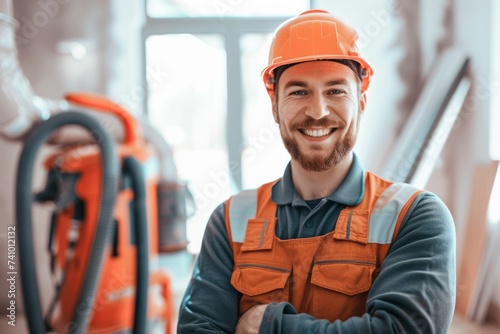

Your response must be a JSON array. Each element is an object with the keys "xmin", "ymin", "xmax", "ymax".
[{"xmin": 1, "ymin": 0, "xmax": 500, "ymax": 333}]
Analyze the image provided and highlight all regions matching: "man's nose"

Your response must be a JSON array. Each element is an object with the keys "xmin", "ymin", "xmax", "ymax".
[{"xmin": 305, "ymin": 94, "xmax": 330, "ymax": 119}]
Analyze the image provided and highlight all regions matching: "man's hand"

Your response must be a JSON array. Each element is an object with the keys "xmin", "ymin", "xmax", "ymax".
[{"xmin": 235, "ymin": 304, "xmax": 268, "ymax": 334}]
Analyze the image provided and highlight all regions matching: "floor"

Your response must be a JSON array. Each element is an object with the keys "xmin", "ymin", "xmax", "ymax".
[{"xmin": 2, "ymin": 250, "xmax": 499, "ymax": 334}]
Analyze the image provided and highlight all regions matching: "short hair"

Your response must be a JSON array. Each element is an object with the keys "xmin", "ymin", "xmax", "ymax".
[{"xmin": 272, "ymin": 59, "xmax": 364, "ymax": 93}]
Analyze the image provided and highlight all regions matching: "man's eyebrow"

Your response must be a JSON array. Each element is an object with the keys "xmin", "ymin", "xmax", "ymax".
[
  {"xmin": 283, "ymin": 81, "xmax": 308, "ymax": 90},
  {"xmin": 283, "ymin": 78, "xmax": 351, "ymax": 90},
  {"xmin": 325, "ymin": 79, "xmax": 350, "ymax": 86}
]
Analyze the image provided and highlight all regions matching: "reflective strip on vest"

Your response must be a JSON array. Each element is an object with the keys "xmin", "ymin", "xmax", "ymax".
[
  {"xmin": 229, "ymin": 183, "xmax": 421, "ymax": 244},
  {"xmin": 368, "ymin": 183, "xmax": 421, "ymax": 244},
  {"xmin": 229, "ymin": 189, "xmax": 258, "ymax": 243}
]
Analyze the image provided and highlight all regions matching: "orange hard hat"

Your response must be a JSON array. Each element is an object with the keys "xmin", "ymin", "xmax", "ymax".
[{"xmin": 262, "ymin": 9, "xmax": 374, "ymax": 92}]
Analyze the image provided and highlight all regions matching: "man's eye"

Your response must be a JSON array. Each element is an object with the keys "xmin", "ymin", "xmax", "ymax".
[
  {"xmin": 328, "ymin": 89, "xmax": 344, "ymax": 95},
  {"xmin": 291, "ymin": 90, "xmax": 307, "ymax": 95}
]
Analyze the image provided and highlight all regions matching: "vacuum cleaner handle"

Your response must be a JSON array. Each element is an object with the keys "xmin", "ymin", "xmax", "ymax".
[{"xmin": 65, "ymin": 92, "xmax": 139, "ymax": 145}]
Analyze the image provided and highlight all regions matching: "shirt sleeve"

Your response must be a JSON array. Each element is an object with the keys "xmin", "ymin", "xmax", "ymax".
[
  {"xmin": 177, "ymin": 203, "xmax": 241, "ymax": 333},
  {"xmin": 259, "ymin": 192, "xmax": 457, "ymax": 334}
]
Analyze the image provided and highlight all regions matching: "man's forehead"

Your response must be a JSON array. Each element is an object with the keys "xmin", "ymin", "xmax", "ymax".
[{"xmin": 283, "ymin": 79, "xmax": 352, "ymax": 90}]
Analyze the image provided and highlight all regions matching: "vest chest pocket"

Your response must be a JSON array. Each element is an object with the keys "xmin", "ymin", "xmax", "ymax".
[
  {"xmin": 231, "ymin": 263, "xmax": 291, "ymax": 314},
  {"xmin": 311, "ymin": 259, "xmax": 376, "ymax": 321},
  {"xmin": 231, "ymin": 263, "xmax": 291, "ymax": 295}
]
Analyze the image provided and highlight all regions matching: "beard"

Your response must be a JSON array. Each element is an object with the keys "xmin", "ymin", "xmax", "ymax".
[{"xmin": 279, "ymin": 116, "xmax": 358, "ymax": 172}]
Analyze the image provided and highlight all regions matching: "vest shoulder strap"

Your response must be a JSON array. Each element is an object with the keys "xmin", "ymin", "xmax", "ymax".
[
  {"xmin": 227, "ymin": 180, "xmax": 278, "ymax": 243},
  {"xmin": 368, "ymin": 182, "xmax": 423, "ymax": 244},
  {"xmin": 228, "ymin": 188, "xmax": 258, "ymax": 243}
]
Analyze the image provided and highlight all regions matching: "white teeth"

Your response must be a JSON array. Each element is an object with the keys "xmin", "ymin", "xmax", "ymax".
[{"xmin": 303, "ymin": 129, "xmax": 331, "ymax": 137}]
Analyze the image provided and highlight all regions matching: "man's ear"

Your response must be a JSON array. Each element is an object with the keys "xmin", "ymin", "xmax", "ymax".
[
  {"xmin": 359, "ymin": 91, "xmax": 367, "ymax": 115},
  {"xmin": 269, "ymin": 91, "xmax": 279, "ymax": 123}
]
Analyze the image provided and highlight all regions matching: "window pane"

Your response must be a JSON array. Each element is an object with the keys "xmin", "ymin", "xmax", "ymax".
[
  {"xmin": 146, "ymin": 34, "xmax": 229, "ymax": 253},
  {"xmin": 147, "ymin": 0, "xmax": 309, "ymax": 18},
  {"xmin": 240, "ymin": 34, "xmax": 290, "ymax": 189}
]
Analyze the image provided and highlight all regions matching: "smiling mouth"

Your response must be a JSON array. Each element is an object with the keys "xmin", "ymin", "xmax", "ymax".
[{"xmin": 299, "ymin": 128, "xmax": 336, "ymax": 138}]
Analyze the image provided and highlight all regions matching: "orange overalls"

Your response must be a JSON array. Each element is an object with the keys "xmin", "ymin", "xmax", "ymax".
[{"xmin": 225, "ymin": 172, "xmax": 422, "ymax": 322}]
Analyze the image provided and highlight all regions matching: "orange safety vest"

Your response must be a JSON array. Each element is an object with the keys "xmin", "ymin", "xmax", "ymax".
[{"xmin": 225, "ymin": 172, "xmax": 423, "ymax": 322}]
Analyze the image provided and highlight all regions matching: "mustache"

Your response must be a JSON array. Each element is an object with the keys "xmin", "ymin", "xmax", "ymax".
[{"xmin": 290, "ymin": 118, "xmax": 340, "ymax": 130}]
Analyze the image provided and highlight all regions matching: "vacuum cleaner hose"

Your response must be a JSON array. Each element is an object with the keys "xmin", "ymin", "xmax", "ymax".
[
  {"xmin": 123, "ymin": 157, "xmax": 149, "ymax": 334},
  {"xmin": 16, "ymin": 111, "xmax": 119, "ymax": 334}
]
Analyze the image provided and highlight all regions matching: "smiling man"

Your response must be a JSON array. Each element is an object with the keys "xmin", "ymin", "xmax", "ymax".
[{"xmin": 178, "ymin": 9, "xmax": 456, "ymax": 334}]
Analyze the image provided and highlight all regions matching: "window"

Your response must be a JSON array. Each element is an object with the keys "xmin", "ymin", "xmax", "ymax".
[
  {"xmin": 240, "ymin": 34, "xmax": 290, "ymax": 189},
  {"xmin": 146, "ymin": 33, "xmax": 231, "ymax": 253}
]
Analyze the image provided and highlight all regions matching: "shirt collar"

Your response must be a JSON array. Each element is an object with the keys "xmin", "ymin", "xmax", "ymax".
[{"xmin": 272, "ymin": 153, "xmax": 365, "ymax": 207}]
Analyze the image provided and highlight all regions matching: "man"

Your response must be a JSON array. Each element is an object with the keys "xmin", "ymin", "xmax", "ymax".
[{"xmin": 178, "ymin": 9, "xmax": 456, "ymax": 334}]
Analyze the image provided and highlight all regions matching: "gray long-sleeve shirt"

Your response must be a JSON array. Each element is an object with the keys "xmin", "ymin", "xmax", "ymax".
[{"xmin": 178, "ymin": 155, "xmax": 456, "ymax": 333}]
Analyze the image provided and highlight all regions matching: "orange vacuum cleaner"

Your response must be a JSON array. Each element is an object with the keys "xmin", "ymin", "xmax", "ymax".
[{"xmin": 16, "ymin": 93, "xmax": 179, "ymax": 334}]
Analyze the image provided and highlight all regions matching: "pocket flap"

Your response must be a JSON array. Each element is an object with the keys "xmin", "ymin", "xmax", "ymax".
[
  {"xmin": 231, "ymin": 264, "xmax": 291, "ymax": 296},
  {"xmin": 311, "ymin": 262, "xmax": 374, "ymax": 296},
  {"xmin": 241, "ymin": 218, "xmax": 276, "ymax": 251}
]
